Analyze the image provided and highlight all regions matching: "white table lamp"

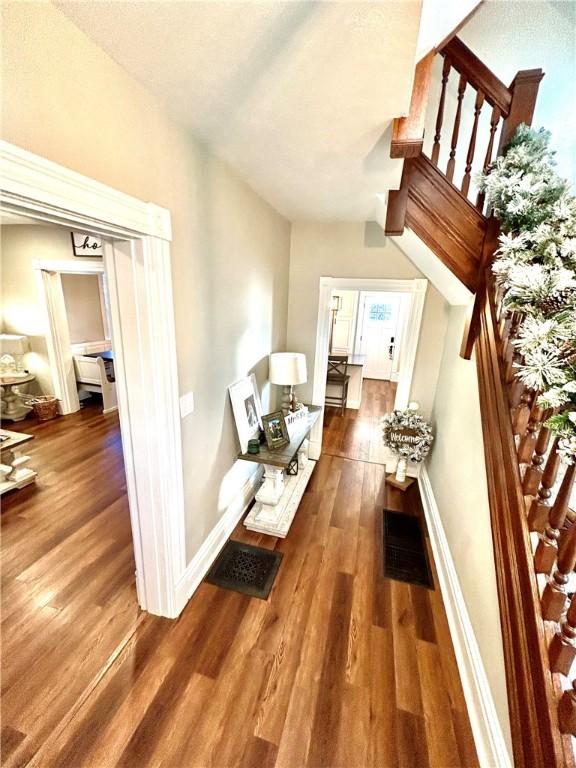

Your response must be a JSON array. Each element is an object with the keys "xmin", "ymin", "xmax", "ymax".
[
  {"xmin": 269, "ymin": 352, "xmax": 307, "ymax": 413},
  {"xmin": 0, "ymin": 334, "xmax": 29, "ymax": 376}
]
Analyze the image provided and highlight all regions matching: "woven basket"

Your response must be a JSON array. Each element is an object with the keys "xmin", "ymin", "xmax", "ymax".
[{"xmin": 31, "ymin": 396, "xmax": 59, "ymax": 421}]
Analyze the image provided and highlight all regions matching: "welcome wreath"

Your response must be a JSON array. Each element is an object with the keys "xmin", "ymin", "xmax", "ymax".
[{"xmin": 381, "ymin": 409, "xmax": 434, "ymax": 463}]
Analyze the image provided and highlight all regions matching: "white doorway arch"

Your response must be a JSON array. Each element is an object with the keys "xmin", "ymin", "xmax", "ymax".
[
  {"xmin": 310, "ymin": 276, "xmax": 428, "ymax": 459},
  {"xmin": 0, "ymin": 141, "xmax": 186, "ymax": 618}
]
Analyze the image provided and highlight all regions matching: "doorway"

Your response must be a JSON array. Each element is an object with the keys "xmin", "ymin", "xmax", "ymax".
[
  {"xmin": 1, "ymin": 141, "xmax": 186, "ymax": 618},
  {"xmin": 33, "ymin": 257, "xmax": 116, "ymax": 415},
  {"xmin": 309, "ymin": 277, "xmax": 428, "ymax": 461}
]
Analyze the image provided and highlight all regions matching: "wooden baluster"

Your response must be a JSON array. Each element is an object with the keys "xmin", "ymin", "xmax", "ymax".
[
  {"xmin": 502, "ymin": 312, "xmax": 521, "ymax": 382},
  {"xmin": 512, "ymin": 388, "xmax": 533, "ymax": 436},
  {"xmin": 550, "ymin": 591, "xmax": 576, "ymax": 676},
  {"xmin": 461, "ymin": 89, "xmax": 485, "ymax": 196},
  {"xmin": 495, "ymin": 287, "xmax": 507, "ymax": 324},
  {"xmin": 509, "ymin": 378, "xmax": 526, "ymax": 411},
  {"xmin": 541, "ymin": 481, "xmax": 576, "ymax": 621},
  {"xmin": 559, "ymin": 684, "xmax": 576, "ymax": 735},
  {"xmin": 534, "ymin": 462, "xmax": 576, "ymax": 574},
  {"xmin": 523, "ymin": 422, "xmax": 552, "ymax": 496},
  {"xmin": 528, "ymin": 436, "xmax": 562, "ymax": 531},
  {"xmin": 446, "ymin": 73, "xmax": 467, "ymax": 182},
  {"xmin": 517, "ymin": 399, "xmax": 544, "ymax": 464},
  {"xmin": 497, "ymin": 314, "xmax": 511, "ymax": 358},
  {"xmin": 476, "ymin": 104, "xmax": 501, "ymax": 210},
  {"xmin": 431, "ymin": 57, "xmax": 451, "ymax": 166}
]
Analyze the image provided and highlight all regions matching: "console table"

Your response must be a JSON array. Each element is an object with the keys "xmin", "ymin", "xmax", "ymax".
[
  {"xmin": 0, "ymin": 429, "xmax": 37, "ymax": 494},
  {"xmin": 238, "ymin": 405, "xmax": 321, "ymax": 537}
]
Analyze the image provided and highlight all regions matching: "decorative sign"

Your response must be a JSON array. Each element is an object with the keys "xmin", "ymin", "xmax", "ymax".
[
  {"xmin": 285, "ymin": 406, "xmax": 309, "ymax": 438},
  {"xmin": 388, "ymin": 427, "xmax": 420, "ymax": 446},
  {"xmin": 71, "ymin": 232, "xmax": 103, "ymax": 257},
  {"xmin": 381, "ymin": 409, "xmax": 434, "ymax": 463}
]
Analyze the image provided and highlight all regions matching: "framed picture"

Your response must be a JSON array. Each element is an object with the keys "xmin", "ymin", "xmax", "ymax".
[
  {"xmin": 71, "ymin": 232, "xmax": 104, "ymax": 256},
  {"xmin": 262, "ymin": 410, "xmax": 290, "ymax": 450},
  {"xmin": 228, "ymin": 374, "xmax": 263, "ymax": 453}
]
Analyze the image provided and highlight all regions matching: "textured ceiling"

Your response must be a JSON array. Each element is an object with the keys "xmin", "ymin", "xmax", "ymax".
[{"xmin": 54, "ymin": 1, "xmax": 423, "ymax": 221}]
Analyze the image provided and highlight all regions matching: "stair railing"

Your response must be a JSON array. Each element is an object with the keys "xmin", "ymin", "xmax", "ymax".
[
  {"xmin": 425, "ymin": 37, "xmax": 543, "ymax": 210},
  {"xmin": 476, "ymin": 277, "xmax": 576, "ymax": 768}
]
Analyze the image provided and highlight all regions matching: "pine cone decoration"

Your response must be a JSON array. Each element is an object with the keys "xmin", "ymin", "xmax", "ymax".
[
  {"xmin": 539, "ymin": 288, "xmax": 576, "ymax": 315},
  {"xmin": 559, "ymin": 341, "xmax": 576, "ymax": 366}
]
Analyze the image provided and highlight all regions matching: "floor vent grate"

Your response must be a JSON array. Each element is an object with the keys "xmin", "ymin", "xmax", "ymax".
[
  {"xmin": 383, "ymin": 509, "xmax": 433, "ymax": 588},
  {"xmin": 205, "ymin": 540, "xmax": 283, "ymax": 599}
]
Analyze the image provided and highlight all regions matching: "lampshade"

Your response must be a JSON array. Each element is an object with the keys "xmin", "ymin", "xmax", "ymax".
[
  {"xmin": 0, "ymin": 334, "xmax": 29, "ymax": 355},
  {"xmin": 269, "ymin": 352, "xmax": 307, "ymax": 385}
]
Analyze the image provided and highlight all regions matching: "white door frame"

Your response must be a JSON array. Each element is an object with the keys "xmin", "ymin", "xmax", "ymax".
[
  {"xmin": 310, "ymin": 276, "xmax": 427, "ymax": 459},
  {"xmin": 0, "ymin": 140, "xmax": 186, "ymax": 618},
  {"xmin": 33, "ymin": 258, "xmax": 109, "ymax": 414}
]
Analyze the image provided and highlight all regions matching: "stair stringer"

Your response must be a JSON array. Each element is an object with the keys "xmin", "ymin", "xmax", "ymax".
[{"xmin": 386, "ymin": 154, "xmax": 488, "ymax": 293}]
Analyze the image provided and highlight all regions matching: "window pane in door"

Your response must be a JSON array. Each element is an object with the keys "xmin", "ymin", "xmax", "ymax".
[{"xmin": 368, "ymin": 303, "xmax": 392, "ymax": 321}]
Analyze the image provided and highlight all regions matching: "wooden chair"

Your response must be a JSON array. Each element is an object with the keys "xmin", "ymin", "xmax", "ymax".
[
  {"xmin": 73, "ymin": 355, "xmax": 118, "ymax": 414},
  {"xmin": 325, "ymin": 355, "xmax": 350, "ymax": 415}
]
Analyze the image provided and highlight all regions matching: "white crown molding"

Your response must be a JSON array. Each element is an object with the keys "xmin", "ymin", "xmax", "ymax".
[
  {"xmin": 418, "ymin": 467, "xmax": 512, "ymax": 768},
  {"xmin": 0, "ymin": 140, "xmax": 171, "ymax": 241}
]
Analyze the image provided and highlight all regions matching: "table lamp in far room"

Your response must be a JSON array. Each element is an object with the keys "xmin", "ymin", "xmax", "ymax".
[
  {"xmin": 269, "ymin": 352, "xmax": 307, "ymax": 414},
  {"xmin": 0, "ymin": 334, "xmax": 30, "ymax": 376}
]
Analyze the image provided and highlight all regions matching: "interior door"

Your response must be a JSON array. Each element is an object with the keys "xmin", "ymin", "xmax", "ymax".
[{"xmin": 356, "ymin": 292, "xmax": 401, "ymax": 379}]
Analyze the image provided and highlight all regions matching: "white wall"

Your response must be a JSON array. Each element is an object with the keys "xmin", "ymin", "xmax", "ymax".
[
  {"xmin": 460, "ymin": 0, "xmax": 576, "ymax": 187},
  {"xmin": 286, "ymin": 221, "xmax": 449, "ymax": 418},
  {"xmin": 424, "ymin": 1, "xmax": 576, "ymax": 197},
  {"xmin": 2, "ymin": 3, "xmax": 291, "ymax": 562},
  {"xmin": 1, "ymin": 224, "xmax": 80, "ymax": 396},
  {"xmin": 61, "ymin": 273, "xmax": 105, "ymax": 344},
  {"xmin": 427, "ymin": 305, "xmax": 512, "ymax": 758}
]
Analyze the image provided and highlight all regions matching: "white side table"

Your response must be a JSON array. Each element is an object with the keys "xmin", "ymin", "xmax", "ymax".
[
  {"xmin": 0, "ymin": 373, "xmax": 35, "ymax": 422},
  {"xmin": 238, "ymin": 406, "xmax": 322, "ymax": 538},
  {"xmin": 0, "ymin": 429, "xmax": 37, "ymax": 494}
]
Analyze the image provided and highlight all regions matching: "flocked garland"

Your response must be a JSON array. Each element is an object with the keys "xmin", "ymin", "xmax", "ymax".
[
  {"xmin": 478, "ymin": 125, "xmax": 576, "ymax": 463},
  {"xmin": 381, "ymin": 409, "xmax": 434, "ymax": 463}
]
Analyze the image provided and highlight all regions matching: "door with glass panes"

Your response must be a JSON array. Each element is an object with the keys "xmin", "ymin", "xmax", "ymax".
[{"xmin": 355, "ymin": 292, "xmax": 401, "ymax": 380}]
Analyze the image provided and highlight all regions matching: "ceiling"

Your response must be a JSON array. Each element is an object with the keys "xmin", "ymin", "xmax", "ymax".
[{"xmin": 54, "ymin": 1, "xmax": 423, "ymax": 221}]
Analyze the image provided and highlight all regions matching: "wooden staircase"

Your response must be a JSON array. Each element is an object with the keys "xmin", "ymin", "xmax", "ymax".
[
  {"xmin": 385, "ymin": 36, "xmax": 543, "ymax": 301},
  {"xmin": 385, "ymin": 36, "xmax": 576, "ymax": 768}
]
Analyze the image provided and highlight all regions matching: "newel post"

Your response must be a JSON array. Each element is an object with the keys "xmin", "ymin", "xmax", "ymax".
[{"xmin": 497, "ymin": 68, "xmax": 544, "ymax": 153}]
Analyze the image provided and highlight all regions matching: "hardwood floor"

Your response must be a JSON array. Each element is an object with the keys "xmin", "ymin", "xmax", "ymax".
[
  {"xmin": 1, "ymin": 391, "xmax": 478, "ymax": 767},
  {"xmin": 1, "ymin": 402, "xmax": 139, "ymax": 768},
  {"xmin": 323, "ymin": 378, "xmax": 397, "ymax": 464}
]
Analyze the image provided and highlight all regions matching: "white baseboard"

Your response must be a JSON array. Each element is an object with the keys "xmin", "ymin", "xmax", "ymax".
[
  {"xmin": 173, "ymin": 465, "xmax": 264, "ymax": 616},
  {"xmin": 418, "ymin": 467, "xmax": 512, "ymax": 768}
]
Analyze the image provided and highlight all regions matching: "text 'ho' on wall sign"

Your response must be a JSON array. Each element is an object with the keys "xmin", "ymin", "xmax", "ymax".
[{"xmin": 71, "ymin": 232, "xmax": 103, "ymax": 257}]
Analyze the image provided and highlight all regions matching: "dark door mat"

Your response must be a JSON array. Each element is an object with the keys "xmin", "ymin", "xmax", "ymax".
[
  {"xmin": 205, "ymin": 540, "xmax": 283, "ymax": 600},
  {"xmin": 383, "ymin": 510, "xmax": 433, "ymax": 589}
]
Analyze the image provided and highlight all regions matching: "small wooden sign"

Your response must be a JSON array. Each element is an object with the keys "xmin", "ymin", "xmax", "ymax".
[
  {"xmin": 388, "ymin": 427, "xmax": 421, "ymax": 446},
  {"xmin": 71, "ymin": 232, "xmax": 103, "ymax": 256}
]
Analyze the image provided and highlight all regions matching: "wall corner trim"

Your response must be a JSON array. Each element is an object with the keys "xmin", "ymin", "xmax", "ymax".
[
  {"xmin": 418, "ymin": 466, "xmax": 512, "ymax": 768},
  {"xmin": 173, "ymin": 466, "xmax": 264, "ymax": 617}
]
